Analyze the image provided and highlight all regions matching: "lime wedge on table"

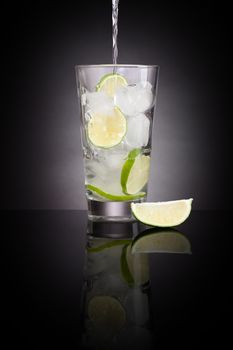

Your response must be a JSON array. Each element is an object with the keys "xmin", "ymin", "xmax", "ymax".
[
  {"xmin": 121, "ymin": 148, "xmax": 150, "ymax": 194},
  {"xmin": 86, "ymin": 184, "xmax": 145, "ymax": 201},
  {"xmin": 121, "ymin": 244, "xmax": 149, "ymax": 286},
  {"xmin": 88, "ymin": 296, "xmax": 126, "ymax": 332},
  {"xmin": 96, "ymin": 73, "xmax": 127, "ymax": 97},
  {"xmin": 87, "ymin": 107, "xmax": 127, "ymax": 148},
  {"xmin": 131, "ymin": 199, "xmax": 193, "ymax": 227},
  {"xmin": 131, "ymin": 228, "xmax": 191, "ymax": 254}
]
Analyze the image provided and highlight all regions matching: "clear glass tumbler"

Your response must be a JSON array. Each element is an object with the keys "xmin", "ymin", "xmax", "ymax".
[{"xmin": 75, "ymin": 65, "xmax": 159, "ymax": 221}]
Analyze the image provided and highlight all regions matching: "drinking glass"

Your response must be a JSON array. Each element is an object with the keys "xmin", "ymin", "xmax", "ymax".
[{"xmin": 75, "ymin": 65, "xmax": 159, "ymax": 221}]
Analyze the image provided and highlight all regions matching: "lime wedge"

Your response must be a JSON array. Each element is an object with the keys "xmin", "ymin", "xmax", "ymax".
[
  {"xmin": 86, "ymin": 184, "xmax": 145, "ymax": 201},
  {"xmin": 131, "ymin": 228, "xmax": 191, "ymax": 254},
  {"xmin": 121, "ymin": 149, "xmax": 150, "ymax": 194},
  {"xmin": 96, "ymin": 73, "xmax": 127, "ymax": 97},
  {"xmin": 121, "ymin": 244, "xmax": 149, "ymax": 286},
  {"xmin": 131, "ymin": 199, "xmax": 193, "ymax": 227},
  {"xmin": 88, "ymin": 296, "xmax": 126, "ymax": 333},
  {"xmin": 87, "ymin": 107, "xmax": 127, "ymax": 148}
]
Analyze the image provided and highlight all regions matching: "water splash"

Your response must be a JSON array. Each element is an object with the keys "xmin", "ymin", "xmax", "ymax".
[{"xmin": 112, "ymin": 0, "xmax": 119, "ymax": 65}]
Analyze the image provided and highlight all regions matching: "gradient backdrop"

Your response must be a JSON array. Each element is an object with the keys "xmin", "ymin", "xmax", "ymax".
[{"xmin": 2, "ymin": 0, "xmax": 231, "ymax": 209}]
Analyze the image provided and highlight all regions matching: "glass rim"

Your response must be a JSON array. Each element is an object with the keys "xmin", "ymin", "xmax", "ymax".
[{"xmin": 75, "ymin": 64, "xmax": 159, "ymax": 69}]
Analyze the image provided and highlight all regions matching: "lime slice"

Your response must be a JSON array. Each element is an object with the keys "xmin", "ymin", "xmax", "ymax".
[
  {"xmin": 131, "ymin": 228, "xmax": 191, "ymax": 254},
  {"xmin": 88, "ymin": 296, "xmax": 126, "ymax": 333},
  {"xmin": 121, "ymin": 244, "xmax": 149, "ymax": 286},
  {"xmin": 87, "ymin": 239, "xmax": 132, "ymax": 253},
  {"xmin": 86, "ymin": 184, "xmax": 145, "ymax": 201},
  {"xmin": 120, "ymin": 244, "xmax": 134, "ymax": 286},
  {"xmin": 121, "ymin": 149, "xmax": 150, "ymax": 194},
  {"xmin": 126, "ymin": 245, "xmax": 150, "ymax": 286},
  {"xmin": 87, "ymin": 107, "xmax": 127, "ymax": 148},
  {"xmin": 96, "ymin": 73, "xmax": 127, "ymax": 97},
  {"xmin": 131, "ymin": 199, "xmax": 193, "ymax": 227}
]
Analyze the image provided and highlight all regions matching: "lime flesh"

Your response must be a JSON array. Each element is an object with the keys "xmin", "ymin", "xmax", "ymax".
[
  {"xmin": 131, "ymin": 199, "xmax": 193, "ymax": 227},
  {"xmin": 87, "ymin": 107, "xmax": 127, "ymax": 148},
  {"xmin": 121, "ymin": 149, "xmax": 150, "ymax": 194},
  {"xmin": 96, "ymin": 73, "xmax": 127, "ymax": 97}
]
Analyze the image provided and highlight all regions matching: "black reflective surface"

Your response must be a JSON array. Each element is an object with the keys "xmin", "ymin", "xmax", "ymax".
[{"xmin": 1, "ymin": 211, "xmax": 232, "ymax": 349}]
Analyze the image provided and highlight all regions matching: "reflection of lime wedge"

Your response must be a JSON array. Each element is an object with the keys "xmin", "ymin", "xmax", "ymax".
[
  {"xmin": 96, "ymin": 73, "xmax": 127, "ymax": 97},
  {"xmin": 88, "ymin": 296, "xmax": 126, "ymax": 333},
  {"xmin": 86, "ymin": 184, "xmax": 145, "ymax": 201},
  {"xmin": 131, "ymin": 199, "xmax": 193, "ymax": 227},
  {"xmin": 87, "ymin": 239, "xmax": 132, "ymax": 253},
  {"xmin": 121, "ymin": 244, "xmax": 149, "ymax": 286},
  {"xmin": 131, "ymin": 229, "xmax": 191, "ymax": 254},
  {"xmin": 87, "ymin": 107, "xmax": 127, "ymax": 148},
  {"xmin": 121, "ymin": 149, "xmax": 150, "ymax": 194}
]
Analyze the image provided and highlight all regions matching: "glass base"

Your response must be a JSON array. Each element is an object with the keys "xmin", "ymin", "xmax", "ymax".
[{"xmin": 87, "ymin": 198, "xmax": 145, "ymax": 222}]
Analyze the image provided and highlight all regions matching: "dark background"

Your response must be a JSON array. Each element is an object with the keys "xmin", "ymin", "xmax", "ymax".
[{"xmin": 2, "ymin": 0, "xmax": 232, "ymax": 210}]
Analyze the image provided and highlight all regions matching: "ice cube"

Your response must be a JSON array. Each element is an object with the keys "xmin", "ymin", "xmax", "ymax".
[
  {"xmin": 125, "ymin": 113, "xmax": 150, "ymax": 148},
  {"xmin": 107, "ymin": 153, "xmax": 127, "ymax": 169},
  {"xmin": 85, "ymin": 91, "xmax": 114, "ymax": 114},
  {"xmin": 139, "ymin": 81, "xmax": 153, "ymax": 90},
  {"xmin": 85, "ymin": 157, "xmax": 123, "ymax": 196},
  {"xmin": 81, "ymin": 93, "xmax": 86, "ymax": 106},
  {"xmin": 85, "ymin": 159, "xmax": 109, "ymax": 182},
  {"xmin": 99, "ymin": 149, "xmax": 128, "ymax": 170},
  {"xmin": 115, "ymin": 82, "xmax": 153, "ymax": 116}
]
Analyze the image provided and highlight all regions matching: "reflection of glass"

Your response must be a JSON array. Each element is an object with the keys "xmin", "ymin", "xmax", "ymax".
[
  {"xmin": 82, "ymin": 225, "xmax": 152, "ymax": 349},
  {"xmin": 75, "ymin": 65, "xmax": 159, "ymax": 222},
  {"xmin": 87, "ymin": 220, "xmax": 142, "ymax": 239},
  {"xmin": 81, "ymin": 222, "xmax": 191, "ymax": 349}
]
